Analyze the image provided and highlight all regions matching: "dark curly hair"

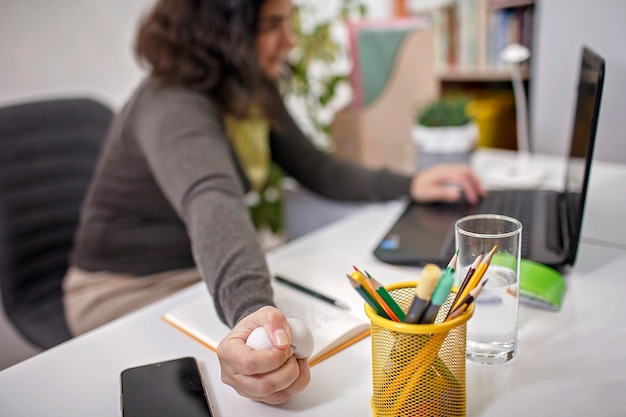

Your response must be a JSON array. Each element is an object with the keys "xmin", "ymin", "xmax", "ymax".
[{"xmin": 135, "ymin": 0, "xmax": 282, "ymax": 123}]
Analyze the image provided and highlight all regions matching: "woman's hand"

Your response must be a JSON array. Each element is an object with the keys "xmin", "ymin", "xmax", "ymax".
[
  {"xmin": 217, "ymin": 306, "xmax": 311, "ymax": 404},
  {"xmin": 410, "ymin": 164, "xmax": 486, "ymax": 205}
]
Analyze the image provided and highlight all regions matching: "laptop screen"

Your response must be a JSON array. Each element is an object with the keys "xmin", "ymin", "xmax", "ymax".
[
  {"xmin": 564, "ymin": 46, "xmax": 605, "ymax": 265},
  {"xmin": 372, "ymin": 46, "xmax": 605, "ymax": 270}
]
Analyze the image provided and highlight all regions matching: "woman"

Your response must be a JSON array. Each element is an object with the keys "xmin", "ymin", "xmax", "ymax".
[{"xmin": 64, "ymin": 0, "xmax": 485, "ymax": 404}]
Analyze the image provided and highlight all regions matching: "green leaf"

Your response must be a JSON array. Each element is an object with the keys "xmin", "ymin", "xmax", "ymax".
[{"xmin": 417, "ymin": 94, "xmax": 473, "ymax": 127}]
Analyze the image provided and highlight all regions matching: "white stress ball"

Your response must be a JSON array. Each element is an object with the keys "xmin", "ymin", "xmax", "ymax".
[{"xmin": 246, "ymin": 318, "xmax": 314, "ymax": 359}]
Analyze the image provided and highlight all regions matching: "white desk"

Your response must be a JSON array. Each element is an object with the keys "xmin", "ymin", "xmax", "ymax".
[{"xmin": 1, "ymin": 152, "xmax": 626, "ymax": 417}]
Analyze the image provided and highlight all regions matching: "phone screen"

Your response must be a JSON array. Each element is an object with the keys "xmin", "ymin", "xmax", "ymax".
[{"xmin": 120, "ymin": 356, "xmax": 215, "ymax": 417}]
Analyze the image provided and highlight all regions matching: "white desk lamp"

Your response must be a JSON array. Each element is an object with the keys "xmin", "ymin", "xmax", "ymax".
[{"xmin": 488, "ymin": 43, "xmax": 546, "ymax": 188}]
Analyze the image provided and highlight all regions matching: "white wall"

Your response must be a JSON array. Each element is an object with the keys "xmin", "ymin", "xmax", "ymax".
[
  {"xmin": 0, "ymin": 0, "xmax": 155, "ymax": 109},
  {"xmin": 530, "ymin": 0, "xmax": 626, "ymax": 163},
  {"xmin": 0, "ymin": 0, "xmax": 390, "ymax": 110}
]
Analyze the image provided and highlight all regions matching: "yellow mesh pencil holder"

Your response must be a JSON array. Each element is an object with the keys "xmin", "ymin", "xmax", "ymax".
[{"xmin": 365, "ymin": 282, "xmax": 474, "ymax": 417}]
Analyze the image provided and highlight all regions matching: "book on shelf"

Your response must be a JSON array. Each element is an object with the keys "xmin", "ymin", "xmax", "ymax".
[
  {"xmin": 490, "ymin": 0, "xmax": 534, "ymax": 10},
  {"xmin": 163, "ymin": 276, "xmax": 371, "ymax": 366},
  {"xmin": 418, "ymin": 0, "xmax": 534, "ymax": 74}
]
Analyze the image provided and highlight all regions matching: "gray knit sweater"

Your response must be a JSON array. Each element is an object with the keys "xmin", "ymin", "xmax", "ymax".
[{"xmin": 70, "ymin": 79, "xmax": 412, "ymax": 327}]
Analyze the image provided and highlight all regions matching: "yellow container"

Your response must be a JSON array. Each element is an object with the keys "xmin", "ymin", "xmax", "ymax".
[
  {"xmin": 365, "ymin": 282, "xmax": 473, "ymax": 417},
  {"xmin": 467, "ymin": 93, "xmax": 518, "ymax": 150}
]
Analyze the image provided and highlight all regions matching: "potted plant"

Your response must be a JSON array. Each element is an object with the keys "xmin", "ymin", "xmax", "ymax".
[{"xmin": 412, "ymin": 94, "xmax": 479, "ymax": 155}]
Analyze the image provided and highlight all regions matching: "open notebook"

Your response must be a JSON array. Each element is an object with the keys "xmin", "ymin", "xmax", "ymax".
[{"xmin": 163, "ymin": 280, "xmax": 370, "ymax": 366}]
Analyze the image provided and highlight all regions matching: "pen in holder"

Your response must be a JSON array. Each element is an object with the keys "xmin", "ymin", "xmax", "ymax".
[{"xmin": 365, "ymin": 282, "xmax": 473, "ymax": 417}]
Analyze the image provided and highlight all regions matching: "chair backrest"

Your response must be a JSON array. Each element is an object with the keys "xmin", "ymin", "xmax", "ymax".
[{"xmin": 0, "ymin": 97, "xmax": 112, "ymax": 349}]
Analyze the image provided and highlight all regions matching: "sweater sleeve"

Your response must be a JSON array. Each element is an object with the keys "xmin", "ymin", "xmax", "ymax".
[
  {"xmin": 270, "ymin": 101, "xmax": 413, "ymax": 201},
  {"xmin": 132, "ymin": 85, "xmax": 274, "ymax": 327}
]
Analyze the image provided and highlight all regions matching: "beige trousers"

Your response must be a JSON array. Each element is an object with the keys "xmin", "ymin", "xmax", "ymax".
[{"xmin": 62, "ymin": 267, "xmax": 201, "ymax": 336}]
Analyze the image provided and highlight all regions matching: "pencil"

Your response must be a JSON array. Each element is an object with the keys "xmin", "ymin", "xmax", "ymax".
[
  {"xmin": 346, "ymin": 274, "xmax": 389, "ymax": 318},
  {"xmin": 445, "ymin": 279, "xmax": 488, "ymax": 321},
  {"xmin": 445, "ymin": 249, "xmax": 459, "ymax": 274},
  {"xmin": 450, "ymin": 246, "xmax": 492, "ymax": 313},
  {"xmin": 468, "ymin": 244, "xmax": 497, "ymax": 289},
  {"xmin": 275, "ymin": 275, "xmax": 349, "ymax": 310},
  {"xmin": 448, "ymin": 250, "xmax": 483, "ymax": 313},
  {"xmin": 349, "ymin": 269, "xmax": 392, "ymax": 320},
  {"xmin": 364, "ymin": 271, "xmax": 406, "ymax": 321},
  {"xmin": 351, "ymin": 267, "xmax": 400, "ymax": 322}
]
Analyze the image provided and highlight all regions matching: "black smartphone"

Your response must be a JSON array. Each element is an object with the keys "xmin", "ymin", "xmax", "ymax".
[{"xmin": 120, "ymin": 356, "xmax": 215, "ymax": 417}]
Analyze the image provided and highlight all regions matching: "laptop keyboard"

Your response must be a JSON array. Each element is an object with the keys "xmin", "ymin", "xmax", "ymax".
[
  {"xmin": 545, "ymin": 192, "xmax": 565, "ymax": 251},
  {"xmin": 461, "ymin": 190, "xmax": 534, "ymax": 257}
]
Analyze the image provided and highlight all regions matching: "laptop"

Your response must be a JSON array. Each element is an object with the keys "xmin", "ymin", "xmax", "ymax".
[{"xmin": 373, "ymin": 46, "xmax": 605, "ymax": 272}]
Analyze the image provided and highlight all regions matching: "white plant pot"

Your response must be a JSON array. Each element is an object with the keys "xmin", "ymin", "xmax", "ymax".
[{"xmin": 412, "ymin": 122, "xmax": 479, "ymax": 154}]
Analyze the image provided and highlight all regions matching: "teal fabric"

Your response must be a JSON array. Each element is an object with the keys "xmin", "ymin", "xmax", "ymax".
[{"xmin": 357, "ymin": 28, "xmax": 410, "ymax": 107}]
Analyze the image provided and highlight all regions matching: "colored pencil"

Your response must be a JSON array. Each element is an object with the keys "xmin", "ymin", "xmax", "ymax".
[
  {"xmin": 448, "ymin": 249, "xmax": 483, "ymax": 313},
  {"xmin": 349, "ymin": 269, "xmax": 392, "ymax": 320},
  {"xmin": 445, "ymin": 249, "xmax": 459, "ymax": 274},
  {"xmin": 468, "ymin": 245, "xmax": 497, "ymax": 290},
  {"xmin": 352, "ymin": 267, "xmax": 400, "ymax": 321},
  {"xmin": 451, "ymin": 246, "xmax": 494, "ymax": 312},
  {"xmin": 364, "ymin": 271, "xmax": 406, "ymax": 321},
  {"xmin": 346, "ymin": 274, "xmax": 389, "ymax": 318},
  {"xmin": 445, "ymin": 279, "xmax": 488, "ymax": 321}
]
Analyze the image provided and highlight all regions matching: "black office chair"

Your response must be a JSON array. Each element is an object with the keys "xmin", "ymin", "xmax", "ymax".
[{"xmin": 0, "ymin": 97, "xmax": 112, "ymax": 349}]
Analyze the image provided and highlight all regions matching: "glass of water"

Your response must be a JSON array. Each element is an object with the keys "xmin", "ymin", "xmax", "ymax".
[{"xmin": 455, "ymin": 214, "xmax": 522, "ymax": 365}]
